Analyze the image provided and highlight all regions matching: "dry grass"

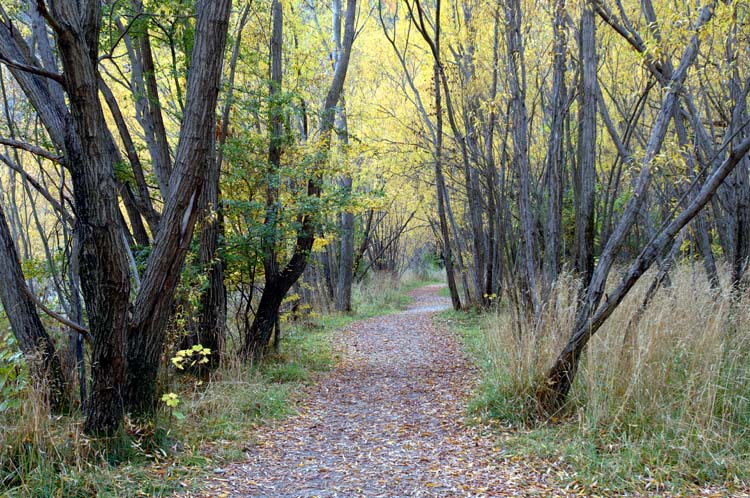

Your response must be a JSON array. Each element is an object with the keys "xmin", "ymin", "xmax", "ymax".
[{"xmin": 463, "ymin": 267, "xmax": 750, "ymax": 492}]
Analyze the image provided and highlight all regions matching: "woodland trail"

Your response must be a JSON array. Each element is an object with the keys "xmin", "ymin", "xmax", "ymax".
[{"xmin": 193, "ymin": 285, "xmax": 560, "ymax": 497}]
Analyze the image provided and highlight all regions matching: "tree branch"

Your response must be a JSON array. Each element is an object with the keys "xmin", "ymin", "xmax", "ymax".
[
  {"xmin": 0, "ymin": 153, "xmax": 74, "ymax": 224},
  {"xmin": 0, "ymin": 53, "xmax": 64, "ymax": 84},
  {"xmin": 0, "ymin": 136, "xmax": 62, "ymax": 162},
  {"xmin": 23, "ymin": 285, "xmax": 93, "ymax": 344},
  {"xmin": 34, "ymin": 0, "xmax": 64, "ymax": 34}
]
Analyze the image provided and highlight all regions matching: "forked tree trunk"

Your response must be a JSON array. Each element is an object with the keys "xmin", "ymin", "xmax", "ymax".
[
  {"xmin": 124, "ymin": 0, "xmax": 233, "ymax": 417},
  {"xmin": 243, "ymin": 0, "xmax": 358, "ymax": 357},
  {"xmin": 51, "ymin": 5, "xmax": 134, "ymax": 435}
]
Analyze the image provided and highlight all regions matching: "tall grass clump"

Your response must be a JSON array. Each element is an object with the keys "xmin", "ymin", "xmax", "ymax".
[{"xmin": 471, "ymin": 267, "xmax": 750, "ymax": 491}]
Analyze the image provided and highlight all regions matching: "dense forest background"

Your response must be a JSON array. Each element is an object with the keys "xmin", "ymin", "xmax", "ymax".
[{"xmin": 0, "ymin": 0, "xmax": 749, "ymax": 495}]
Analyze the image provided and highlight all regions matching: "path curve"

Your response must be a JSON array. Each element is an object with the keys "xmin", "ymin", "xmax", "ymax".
[{"xmin": 194, "ymin": 285, "xmax": 554, "ymax": 497}]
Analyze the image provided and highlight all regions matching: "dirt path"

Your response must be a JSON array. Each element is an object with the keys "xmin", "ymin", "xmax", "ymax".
[{"xmin": 194, "ymin": 285, "xmax": 556, "ymax": 497}]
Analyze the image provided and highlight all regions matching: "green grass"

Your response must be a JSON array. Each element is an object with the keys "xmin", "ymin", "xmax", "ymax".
[{"xmin": 1, "ymin": 272, "xmax": 434, "ymax": 497}]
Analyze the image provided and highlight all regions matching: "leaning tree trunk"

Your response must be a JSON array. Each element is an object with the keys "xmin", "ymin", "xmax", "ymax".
[
  {"xmin": 185, "ymin": 3, "xmax": 251, "ymax": 370},
  {"xmin": 0, "ymin": 203, "xmax": 67, "ymax": 411},
  {"xmin": 540, "ymin": 132, "xmax": 750, "ymax": 415},
  {"xmin": 539, "ymin": 3, "xmax": 719, "ymax": 414},
  {"xmin": 434, "ymin": 60, "xmax": 461, "ymax": 311}
]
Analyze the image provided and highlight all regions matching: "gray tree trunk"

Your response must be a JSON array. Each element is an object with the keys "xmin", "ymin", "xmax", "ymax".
[
  {"xmin": 334, "ymin": 0, "xmax": 354, "ymax": 312},
  {"xmin": 574, "ymin": 1, "xmax": 597, "ymax": 289},
  {"xmin": 503, "ymin": 0, "xmax": 539, "ymax": 318},
  {"xmin": 543, "ymin": 0, "xmax": 568, "ymax": 289}
]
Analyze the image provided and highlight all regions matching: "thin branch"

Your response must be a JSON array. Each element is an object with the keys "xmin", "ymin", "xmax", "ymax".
[
  {"xmin": 0, "ymin": 153, "xmax": 74, "ymax": 224},
  {"xmin": 0, "ymin": 53, "xmax": 64, "ymax": 84},
  {"xmin": 23, "ymin": 285, "xmax": 93, "ymax": 344},
  {"xmin": 34, "ymin": 0, "xmax": 64, "ymax": 34},
  {"xmin": 0, "ymin": 136, "xmax": 62, "ymax": 162}
]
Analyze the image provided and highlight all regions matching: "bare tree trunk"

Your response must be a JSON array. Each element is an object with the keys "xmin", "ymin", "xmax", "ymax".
[
  {"xmin": 574, "ymin": 0, "xmax": 597, "ymax": 289},
  {"xmin": 243, "ymin": 0, "xmax": 359, "ymax": 357},
  {"xmin": 130, "ymin": 0, "xmax": 173, "ymax": 201},
  {"xmin": 331, "ymin": 0, "xmax": 354, "ymax": 313},
  {"xmin": 185, "ymin": 4, "xmax": 251, "ymax": 370},
  {"xmin": 0, "ymin": 203, "xmax": 66, "ymax": 411},
  {"xmin": 336, "ymin": 173, "xmax": 355, "ymax": 312},
  {"xmin": 543, "ymin": 0, "xmax": 567, "ymax": 289},
  {"xmin": 124, "ymin": 0, "xmax": 233, "ymax": 417},
  {"xmin": 43, "ymin": 1, "xmax": 134, "ymax": 435},
  {"xmin": 503, "ymin": 0, "xmax": 540, "ymax": 318}
]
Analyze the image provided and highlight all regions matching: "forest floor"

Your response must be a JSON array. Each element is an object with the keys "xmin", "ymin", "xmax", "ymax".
[{"xmin": 189, "ymin": 285, "xmax": 563, "ymax": 497}]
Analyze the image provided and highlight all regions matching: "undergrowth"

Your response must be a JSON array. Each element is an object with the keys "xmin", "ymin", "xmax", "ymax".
[
  {"xmin": 446, "ymin": 268, "xmax": 750, "ymax": 495},
  {"xmin": 0, "ymin": 271, "xmax": 425, "ymax": 497}
]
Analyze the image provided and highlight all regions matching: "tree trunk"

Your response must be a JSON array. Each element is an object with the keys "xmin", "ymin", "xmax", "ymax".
[
  {"xmin": 334, "ymin": 11, "xmax": 354, "ymax": 312},
  {"xmin": 186, "ymin": 3, "xmax": 251, "ymax": 370},
  {"xmin": 336, "ymin": 174, "xmax": 355, "ymax": 312},
  {"xmin": 574, "ymin": 1, "xmax": 597, "ymax": 289},
  {"xmin": 124, "ymin": 0, "xmax": 233, "ymax": 417},
  {"xmin": 49, "ymin": 3, "xmax": 134, "ymax": 436},
  {"xmin": 0, "ymin": 203, "xmax": 66, "ymax": 412},
  {"xmin": 183, "ymin": 146, "xmax": 227, "ymax": 372},
  {"xmin": 540, "ymin": 2, "xmax": 717, "ymax": 413},
  {"xmin": 503, "ymin": 0, "xmax": 540, "ymax": 318},
  {"xmin": 543, "ymin": 0, "xmax": 567, "ymax": 289}
]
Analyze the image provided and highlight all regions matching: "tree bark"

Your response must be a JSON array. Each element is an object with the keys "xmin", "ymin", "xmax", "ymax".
[
  {"xmin": 42, "ymin": 0, "xmax": 134, "ymax": 435},
  {"xmin": 503, "ymin": 0, "xmax": 540, "ymax": 318},
  {"xmin": 0, "ymin": 202, "xmax": 66, "ymax": 412},
  {"xmin": 574, "ymin": 1, "xmax": 597, "ymax": 289},
  {"xmin": 543, "ymin": 0, "xmax": 567, "ymax": 289},
  {"xmin": 124, "ymin": 0, "xmax": 233, "ymax": 417}
]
